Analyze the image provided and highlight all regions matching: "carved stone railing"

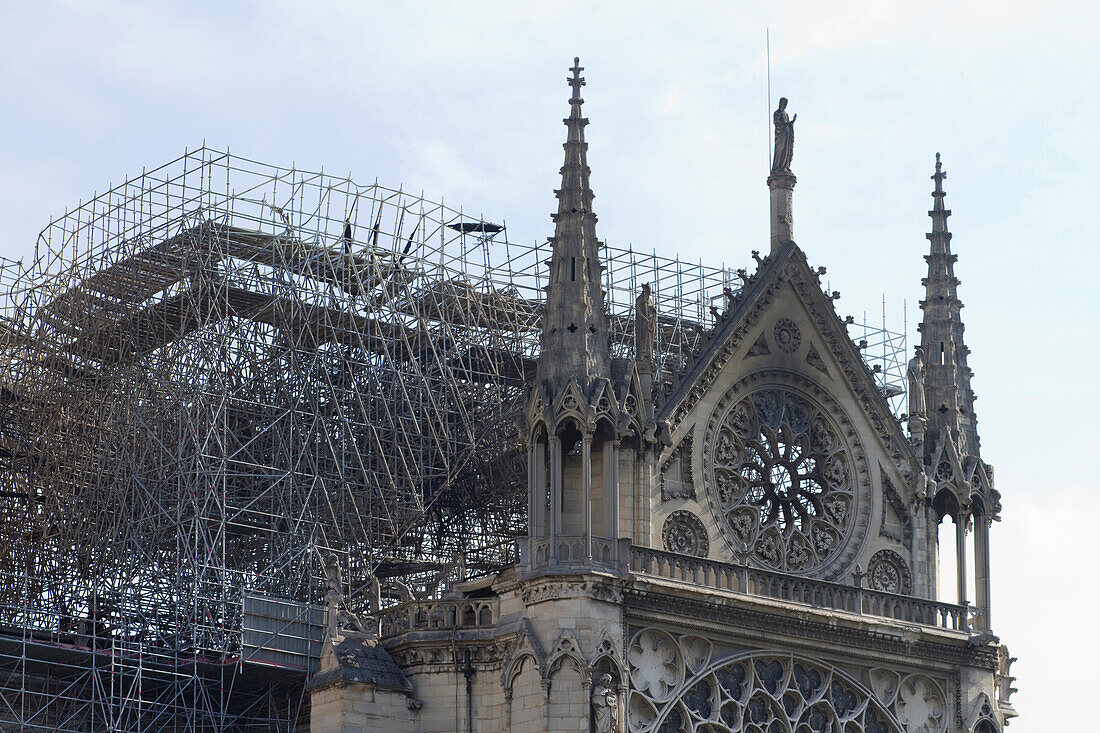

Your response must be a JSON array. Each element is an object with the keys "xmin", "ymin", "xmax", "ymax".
[
  {"xmin": 516, "ymin": 535, "xmax": 630, "ymax": 575},
  {"xmin": 630, "ymin": 545, "xmax": 968, "ymax": 632},
  {"xmin": 378, "ymin": 598, "xmax": 499, "ymax": 637}
]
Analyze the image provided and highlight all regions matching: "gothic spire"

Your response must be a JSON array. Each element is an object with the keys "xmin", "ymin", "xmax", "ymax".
[
  {"xmin": 918, "ymin": 153, "xmax": 980, "ymax": 459},
  {"xmin": 534, "ymin": 57, "xmax": 611, "ymax": 391}
]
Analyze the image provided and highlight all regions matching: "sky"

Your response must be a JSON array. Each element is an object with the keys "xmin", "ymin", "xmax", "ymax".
[{"xmin": 1, "ymin": 1, "xmax": 1095, "ymax": 728}]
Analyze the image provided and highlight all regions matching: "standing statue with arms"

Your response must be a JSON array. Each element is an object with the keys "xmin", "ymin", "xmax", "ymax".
[
  {"xmin": 634, "ymin": 283, "xmax": 657, "ymax": 365},
  {"xmin": 771, "ymin": 97, "xmax": 796, "ymax": 175},
  {"xmin": 591, "ymin": 673, "xmax": 619, "ymax": 732}
]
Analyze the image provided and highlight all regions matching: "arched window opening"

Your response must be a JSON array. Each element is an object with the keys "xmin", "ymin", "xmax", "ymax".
[
  {"xmin": 935, "ymin": 502, "xmax": 975, "ymax": 608},
  {"xmin": 937, "ymin": 518, "xmax": 958, "ymax": 604}
]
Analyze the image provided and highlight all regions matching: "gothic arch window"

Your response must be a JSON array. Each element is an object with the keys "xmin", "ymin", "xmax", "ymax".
[
  {"xmin": 701, "ymin": 373, "xmax": 871, "ymax": 578},
  {"xmin": 626, "ymin": 630, "xmax": 918, "ymax": 733}
]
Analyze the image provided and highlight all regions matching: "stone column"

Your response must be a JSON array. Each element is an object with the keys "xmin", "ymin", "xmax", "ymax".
[
  {"xmin": 637, "ymin": 447, "xmax": 655, "ymax": 547},
  {"xmin": 955, "ymin": 510, "xmax": 968, "ymax": 608},
  {"xmin": 910, "ymin": 498, "xmax": 932, "ymax": 599},
  {"xmin": 527, "ymin": 443, "xmax": 536, "ymax": 542},
  {"xmin": 974, "ymin": 513, "xmax": 992, "ymax": 630},
  {"xmin": 532, "ymin": 440, "xmax": 547, "ymax": 538},
  {"xmin": 636, "ymin": 360, "xmax": 654, "ymax": 412},
  {"xmin": 767, "ymin": 172, "xmax": 796, "ymax": 254},
  {"xmin": 550, "ymin": 435, "xmax": 561, "ymax": 562},
  {"xmin": 604, "ymin": 440, "xmax": 620, "ymax": 541},
  {"xmin": 925, "ymin": 502, "xmax": 940, "ymax": 600},
  {"xmin": 582, "ymin": 434, "xmax": 593, "ymax": 562}
]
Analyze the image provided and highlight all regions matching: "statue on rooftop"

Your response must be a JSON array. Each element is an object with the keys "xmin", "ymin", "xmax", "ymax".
[
  {"xmin": 771, "ymin": 97, "xmax": 796, "ymax": 175},
  {"xmin": 635, "ymin": 283, "xmax": 657, "ymax": 363},
  {"xmin": 907, "ymin": 346, "xmax": 926, "ymax": 418},
  {"xmin": 323, "ymin": 556, "xmax": 368, "ymax": 638}
]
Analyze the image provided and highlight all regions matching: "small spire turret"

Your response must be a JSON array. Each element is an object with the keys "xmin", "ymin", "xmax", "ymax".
[
  {"xmin": 535, "ymin": 56, "xmax": 611, "ymax": 390},
  {"xmin": 914, "ymin": 153, "xmax": 998, "ymax": 629},
  {"xmin": 916, "ymin": 153, "xmax": 978, "ymax": 460},
  {"xmin": 524, "ymin": 58, "xmax": 632, "ymax": 575}
]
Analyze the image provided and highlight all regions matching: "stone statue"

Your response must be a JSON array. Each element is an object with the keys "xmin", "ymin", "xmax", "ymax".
[
  {"xmin": 907, "ymin": 346, "xmax": 926, "ymax": 417},
  {"xmin": 323, "ymin": 556, "xmax": 367, "ymax": 638},
  {"xmin": 771, "ymin": 97, "xmax": 796, "ymax": 175},
  {"xmin": 634, "ymin": 283, "xmax": 657, "ymax": 363},
  {"xmin": 591, "ymin": 673, "xmax": 618, "ymax": 732}
]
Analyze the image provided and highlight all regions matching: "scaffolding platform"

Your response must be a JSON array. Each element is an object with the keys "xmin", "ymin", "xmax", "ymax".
[{"xmin": 0, "ymin": 147, "xmax": 908, "ymax": 730}]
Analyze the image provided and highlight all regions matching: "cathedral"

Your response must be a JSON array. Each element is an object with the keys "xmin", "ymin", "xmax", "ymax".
[{"xmin": 306, "ymin": 59, "xmax": 1018, "ymax": 733}]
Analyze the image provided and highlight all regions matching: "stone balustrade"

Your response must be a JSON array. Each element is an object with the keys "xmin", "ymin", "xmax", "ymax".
[
  {"xmin": 629, "ymin": 545, "xmax": 969, "ymax": 632},
  {"xmin": 379, "ymin": 545, "xmax": 968, "ymax": 639},
  {"xmin": 378, "ymin": 598, "xmax": 499, "ymax": 637},
  {"xmin": 517, "ymin": 535, "xmax": 629, "ymax": 574}
]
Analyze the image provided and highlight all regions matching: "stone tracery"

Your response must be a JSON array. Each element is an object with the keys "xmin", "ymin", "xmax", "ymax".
[
  {"xmin": 662, "ymin": 511, "xmax": 709, "ymax": 557},
  {"xmin": 703, "ymin": 380, "xmax": 867, "ymax": 575},
  {"xmin": 867, "ymin": 550, "xmax": 912, "ymax": 595},
  {"xmin": 773, "ymin": 318, "xmax": 802, "ymax": 354},
  {"xmin": 626, "ymin": 630, "xmax": 924, "ymax": 733}
]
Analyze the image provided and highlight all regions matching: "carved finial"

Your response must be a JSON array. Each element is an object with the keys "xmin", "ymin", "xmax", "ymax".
[
  {"xmin": 569, "ymin": 57, "xmax": 585, "ymax": 101},
  {"xmin": 932, "ymin": 152, "xmax": 947, "ymax": 198},
  {"xmin": 851, "ymin": 564, "xmax": 866, "ymax": 588}
]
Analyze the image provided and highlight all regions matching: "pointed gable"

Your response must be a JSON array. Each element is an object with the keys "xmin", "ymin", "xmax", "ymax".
[
  {"xmin": 660, "ymin": 242, "xmax": 917, "ymax": 477},
  {"xmin": 651, "ymin": 242, "xmax": 922, "ymax": 580}
]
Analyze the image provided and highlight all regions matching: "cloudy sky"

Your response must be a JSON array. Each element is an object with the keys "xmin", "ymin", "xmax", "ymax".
[{"xmin": 2, "ymin": 1, "xmax": 1095, "ymax": 727}]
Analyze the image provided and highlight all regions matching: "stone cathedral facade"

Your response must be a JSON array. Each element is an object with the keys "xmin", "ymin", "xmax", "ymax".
[{"xmin": 307, "ymin": 60, "xmax": 1018, "ymax": 733}]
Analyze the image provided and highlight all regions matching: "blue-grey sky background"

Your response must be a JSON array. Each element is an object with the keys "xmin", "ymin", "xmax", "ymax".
[{"xmin": 2, "ymin": 1, "xmax": 1093, "ymax": 727}]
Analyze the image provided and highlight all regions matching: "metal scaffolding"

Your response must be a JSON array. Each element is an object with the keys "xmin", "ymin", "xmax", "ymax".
[{"xmin": 0, "ymin": 147, "xmax": 907, "ymax": 730}]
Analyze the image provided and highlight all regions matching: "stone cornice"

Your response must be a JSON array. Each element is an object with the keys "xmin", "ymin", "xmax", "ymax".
[
  {"xmin": 383, "ymin": 629, "xmax": 510, "ymax": 675},
  {"xmin": 622, "ymin": 583, "xmax": 997, "ymax": 671},
  {"xmin": 519, "ymin": 575, "xmax": 627, "ymax": 606}
]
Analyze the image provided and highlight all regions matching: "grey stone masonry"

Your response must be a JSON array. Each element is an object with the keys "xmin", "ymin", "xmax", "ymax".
[
  {"xmin": 534, "ymin": 57, "xmax": 611, "ymax": 392},
  {"xmin": 918, "ymin": 153, "xmax": 979, "ymax": 461}
]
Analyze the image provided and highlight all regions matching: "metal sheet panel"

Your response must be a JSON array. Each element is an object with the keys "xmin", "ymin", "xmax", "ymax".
[{"xmin": 242, "ymin": 593, "xmax": 325, "ymax": 672}]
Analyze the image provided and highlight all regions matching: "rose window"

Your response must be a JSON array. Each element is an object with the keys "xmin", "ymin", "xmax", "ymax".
[
  {"xmin": 740, "ymin": 425, "xmax": 824, "ymax": 533},
  {"xmin": 704, "ymin": 386, "xmax": 857, "ymax": 574}
]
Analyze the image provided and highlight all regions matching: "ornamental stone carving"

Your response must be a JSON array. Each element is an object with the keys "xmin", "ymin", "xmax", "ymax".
[
  {"xmin": 773, "ymin": 318, "xmax": 801, "ymax": 353},
  {"xmin": 627, "ymin": 630, "xmax": 906, "ymax": 733},
  {"xmin": 591, "ymin": 673, "xmax": 619, "ymax": 733},
  {"xmin": 805, "ymin": 343, "xmax": 828, "ymax": 374},
  {"xmin": 868, "ymin": 549, "xmax": 912, "ymax": 595},
  {"xmin": 702, "ymin": 375, "xmax": 870, "ymax": 577},
  {"xmin": 660, "ymin": 436, "xmax": 695, "ymax": 501},
  {"xmin": 628, "ymin": 630, "xmax": 683, "ymax": 702},
  {"xmin": 662, "ymin": 510, "xmax": 709, "ymax": 557}
]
